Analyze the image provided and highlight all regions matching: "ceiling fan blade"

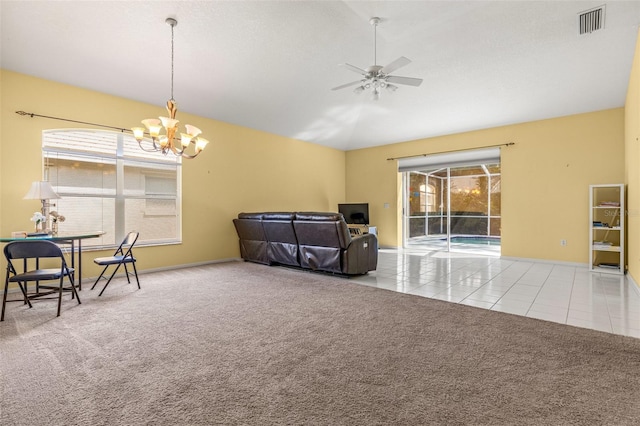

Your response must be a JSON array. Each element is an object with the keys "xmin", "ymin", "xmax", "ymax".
[
  {"xmin": 386, "ymin": 75, "xmax": 423, "ymax": 87},
  {"xmin": 380, "ymin": 56, "xmax": 411, "ymax": 75},
  {"xmin": 339, "ymin": 63, "xmax": 368, "ymax": 75},
  {"xmin": 331, "ymin": 80, "xmax": 364, "ymax": 91}
]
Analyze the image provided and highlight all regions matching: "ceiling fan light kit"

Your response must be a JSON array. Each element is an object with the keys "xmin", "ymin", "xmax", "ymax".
[{"xmin": 332, "ymin": 17, "xmax": 423, "ymax": 100}]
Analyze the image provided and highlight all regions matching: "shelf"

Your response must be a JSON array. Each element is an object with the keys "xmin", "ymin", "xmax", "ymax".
[
  {"xmin": 592, "ymin": 245, "xmax": 621, "ymax": 252},
  {"xmin": 589, "ymin": 184, "xmax": 625, "ymax": 275},
  {"xmin": 591, "ymin": 265, "xmax": 621, "ymax": 273}
]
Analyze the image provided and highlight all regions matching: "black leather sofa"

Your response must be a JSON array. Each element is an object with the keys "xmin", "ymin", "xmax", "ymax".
[{"xmin": 233, "ymin": 212, "xmax": 377, "ymax": 275}]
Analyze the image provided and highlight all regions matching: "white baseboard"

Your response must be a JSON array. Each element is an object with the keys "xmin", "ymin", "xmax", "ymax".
[
  {"xmin": 499, "ymin": 256, "xmax": 588, "ymax": 268},
  {"xmin": 627, "ymin": 274, "xmax": 640, "ymax": 296},
  {"xmin": 3, "ymin": 258, "xmax": 243, "ymax": 294},
  {"xmin": 130, "ymin": 257, "xmax": 241, "ymax": 277}
]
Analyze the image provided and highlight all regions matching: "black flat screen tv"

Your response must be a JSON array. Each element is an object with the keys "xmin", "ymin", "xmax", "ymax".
[{"xmin": 338, "ymin": 203, "xmax": 369, "ymax": 225}]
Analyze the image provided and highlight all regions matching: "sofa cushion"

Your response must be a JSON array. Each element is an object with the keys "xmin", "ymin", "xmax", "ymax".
[
  {"xmin": 263, "ymin": 212, "xmax": 296, "ymax": 221},
  {"xmin": 294, "ymin": 212, "xmax": 343, "ymax": 222},
  {"xmin": 238, "ymin": 212, "xmax": 264, "ymax": 220}
]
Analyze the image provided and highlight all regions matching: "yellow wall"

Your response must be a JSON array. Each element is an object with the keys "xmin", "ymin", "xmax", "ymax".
[
  {"xmin": 0, "ymin": 66, "xmax": 632, "ymax": 276},
  {"xmin": 346, "ymin": 109, "xmax": 625, "ymax": 263},
  {"xmin": 0, "ymin": 70, "xmax": 346, "ymax": 277},
  {"xmin": 625, "ymin": 29, "xmax": 640, "ymax": 282}
]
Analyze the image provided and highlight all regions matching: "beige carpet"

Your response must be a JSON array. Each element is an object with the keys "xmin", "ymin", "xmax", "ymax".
[{"xmin": 1, "ymin": 261, "xmax": 640, "ymax": 425}]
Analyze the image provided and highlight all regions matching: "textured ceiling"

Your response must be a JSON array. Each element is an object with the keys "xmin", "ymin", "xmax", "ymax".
[{"xmin": 1, "ymin": 1, "xmax": 639, "ymax": 151}]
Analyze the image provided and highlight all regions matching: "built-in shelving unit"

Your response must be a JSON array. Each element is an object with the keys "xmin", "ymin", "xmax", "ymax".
[{"xmin": 589, "ymin": 184, "xmax": 625, "ymax": 274}]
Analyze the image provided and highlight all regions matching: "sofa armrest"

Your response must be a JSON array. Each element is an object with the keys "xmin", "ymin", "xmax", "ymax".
[{"xmin": 342, "ymin": 233, "xmax": 378, "ymax": 274}]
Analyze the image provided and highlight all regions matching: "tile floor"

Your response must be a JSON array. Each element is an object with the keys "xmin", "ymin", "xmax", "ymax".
[{"xmin": 350, "ymin": 249, "xmax": 640, "ymax": 339}]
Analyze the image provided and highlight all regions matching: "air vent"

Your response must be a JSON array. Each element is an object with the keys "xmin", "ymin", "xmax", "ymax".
[{"xmin": 578, "ymin": 5, "xmax": 605, "ymax": 35}]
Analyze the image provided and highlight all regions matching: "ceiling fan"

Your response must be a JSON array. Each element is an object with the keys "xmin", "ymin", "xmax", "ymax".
[{"xmin": 332, "ymin": 17, "xmax": 423, "ymax": 100}]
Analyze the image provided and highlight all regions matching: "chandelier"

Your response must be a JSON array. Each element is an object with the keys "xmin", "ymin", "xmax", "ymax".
[{"xmin": 132, "ymin": 18, "xmax": 208, "ymax": 159}]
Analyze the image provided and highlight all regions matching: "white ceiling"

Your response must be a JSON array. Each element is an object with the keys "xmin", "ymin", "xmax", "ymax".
[{"xmin": 2, "ymin": 1, "xmax": 639, "ymax": 151}]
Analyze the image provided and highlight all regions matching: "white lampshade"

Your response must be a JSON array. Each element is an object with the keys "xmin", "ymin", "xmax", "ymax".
[
  {"xmin": 160, "ymin": 116, "xmax": 179, "ymax": 130},
  {"xmin": 23, "ymin": 181, "xmax": 60, "ymax": 200},
  {"xmin": 180, "ymin": 133, "xmax": 193, "ymax": 148},
  {"xmin": 195, "ymin": 138, "xmax": 209, "ymax": 152},
  {"xmin": 131, "ymin": 127, "xmax": 146, "ymax": 141},
  {"xmin": 142, "ymin": 119, "xmax": 162, "ymax": 138},
  {"xmin": 185, "ymin": 124, "xmax": 202, "ymax": 138}
]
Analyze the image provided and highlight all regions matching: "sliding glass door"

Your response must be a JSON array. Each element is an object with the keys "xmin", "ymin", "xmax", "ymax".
[
  {"xmin": 406, "ymin": 168, "xmax": 449, "ymax": 248},
  {"xmin": 403, "ymin": 163, "xmax": 501, "ymax": 254}
]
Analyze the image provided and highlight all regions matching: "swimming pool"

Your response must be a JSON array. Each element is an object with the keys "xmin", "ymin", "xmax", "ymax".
[{"xmin": 448, "ymin": 236, "xmax": 501, "ymax": 246}]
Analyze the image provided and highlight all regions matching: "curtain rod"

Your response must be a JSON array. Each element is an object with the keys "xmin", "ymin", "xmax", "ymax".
[
  {"xmin": 386, "ymin": 142, "xmax": 515, "ymax": 161},
  {"xmin": 16, "ymin": 110, "xmax": 130, "ymax": 133}
]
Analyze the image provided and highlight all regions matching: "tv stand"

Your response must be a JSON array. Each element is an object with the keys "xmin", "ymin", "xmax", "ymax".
[{"xmin": 348, "ymin": 225, "xmax": 377, "ymax": 236}]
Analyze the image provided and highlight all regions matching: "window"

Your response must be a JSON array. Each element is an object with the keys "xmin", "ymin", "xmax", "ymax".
[{"xmin": 43, "ymin": 129, "xmax": 182, "ymax": 248}]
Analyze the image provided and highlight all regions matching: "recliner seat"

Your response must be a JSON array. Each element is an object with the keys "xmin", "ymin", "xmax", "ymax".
[
  {"xmin": 233, "ymin": 213, "xmax": 269, "ymax": 265},
  {"xmin": 262, "ymin": 213, "xmax": 300, "ymax": 267}
]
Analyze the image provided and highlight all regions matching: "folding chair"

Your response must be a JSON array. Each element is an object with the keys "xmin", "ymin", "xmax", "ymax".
[
  {"xmin": 2, "ymin": 240, "xmax": 80, "ymax": 321},
  {"xmin": 91, "ymin": 231, "xmax": 140, "ymax": 296}
]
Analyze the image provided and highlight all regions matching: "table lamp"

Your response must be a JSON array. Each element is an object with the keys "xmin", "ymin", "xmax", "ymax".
[{"xmin": 23, "ymin": 181, "xmax": 60, "ymax": 233}]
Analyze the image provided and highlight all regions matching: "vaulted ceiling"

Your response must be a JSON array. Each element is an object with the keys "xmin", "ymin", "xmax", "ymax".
[{"xmin": 2, "ymin": 1, "xmax": 639, "ymax": 151}]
